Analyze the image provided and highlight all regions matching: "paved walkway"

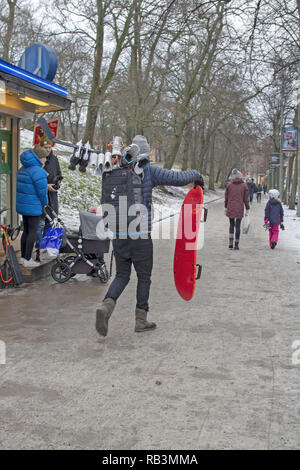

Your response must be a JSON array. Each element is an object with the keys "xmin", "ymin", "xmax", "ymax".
[{"xmin": 1, "ymin": 195, "xmax": 300, "ymax": 449}]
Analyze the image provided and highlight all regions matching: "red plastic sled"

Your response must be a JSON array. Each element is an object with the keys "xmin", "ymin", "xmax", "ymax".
[{"xmin": 173, "ymin": 186, "xmax": 204, "ymax": 301}]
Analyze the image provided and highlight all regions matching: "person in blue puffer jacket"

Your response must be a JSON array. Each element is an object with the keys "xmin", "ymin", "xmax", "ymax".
[
  {"xmin": 16, "ymin": 146, "xmax": 48, "ymax": 267},
  {"xmin": 96, "ymin": 135, "xmax": 204, "ymax": 338}
]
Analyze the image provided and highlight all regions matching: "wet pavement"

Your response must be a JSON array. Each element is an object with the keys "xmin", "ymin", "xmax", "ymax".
[{"xmin": 1, "ymin": 196, "xmax": 300, "ymax": 449}]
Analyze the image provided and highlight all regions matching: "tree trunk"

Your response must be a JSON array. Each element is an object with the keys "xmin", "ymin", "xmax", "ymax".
[
  {"xmin": 2, "ymin": 0, "xmax": 17, "ymax": 62},
  {"xmin": 83, "ymin": 1, "xmax": 134, "ymax": 145},
  {"xmin": 283, "ymin": 155, "xmax": 294, "ymax": 204},
  {"xmin": 208, "ymin": 137, "xmax": 215, "ymax": 191},
  {"xmin": 164, "ymin": 115, "xmax": 185, "ymax": 169},
  {"xmin": 182, "ymin": 148, "xmax": 188, "ymax": 171},
  {"xmin": 82, "ymin": 0, "xmax": 104, "ymax": 145},
  {"xmin": 182, "ymin": 122, "xmax": 192, "ymax": 170},
  {"xmin": 289, "ymin": 156, "xmax": 298, "ymax": 210}
]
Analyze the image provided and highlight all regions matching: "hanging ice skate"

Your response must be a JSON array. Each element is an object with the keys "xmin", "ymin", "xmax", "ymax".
[
  {"xmin": 37, "ymin": 117, "xmax": 105, "ymax": 173},
  {"xmin": 103, "ymin": 144, "xmax": 113, "ymax": 173},
  {"xmin": 95, "ymin": 149, "xmax": 105, "ymax": 176}
]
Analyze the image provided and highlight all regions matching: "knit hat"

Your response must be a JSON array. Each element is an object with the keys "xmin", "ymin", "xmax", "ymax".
[
  {"xmin": 229, "ymin": 168, "xmax": 243, "ymax": 180},
  {"xmin": 132, "ymin": 135, "xmax": 150, "ymax": 155},
  {"xmin": 269, "ymin": 189, "xmax": 280, "ymax": 199},
  {"xmin": 40, "ymin": 135, "xmax": 52, "ymax": 147},
  {"xmin": 33, "ymin": 145, "xmax": 48, "ymax": 160}
]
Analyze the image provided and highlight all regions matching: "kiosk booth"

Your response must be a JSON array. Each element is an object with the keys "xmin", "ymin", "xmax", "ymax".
[{"xmin": 0, "ymin": 57, "xmax": 71, "ymax": 229}]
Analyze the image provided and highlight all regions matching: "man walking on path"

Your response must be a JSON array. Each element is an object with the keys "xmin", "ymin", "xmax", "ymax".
[
  {"xmin": 247, "ymin": 178, "xmax": 256, "ymax": 203},
  {"xmin": 256, "ymin": 183, "xmax": 263, "ymax": 203},
  {"xmin": 225, "ymin": 169, "xmax": 250, "ymax": 250},
  {"xmin": 95, "ymin": 135, "xmax": 204, "ymax": 337}
]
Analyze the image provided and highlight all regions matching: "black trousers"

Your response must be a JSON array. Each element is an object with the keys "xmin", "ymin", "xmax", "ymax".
[
  {"xmin": 229, "ymin": 218, "xmax": 241, "ymax": 241},
  {"xmin": 43, "ymin": 193, "xmax": 59, "ymax": 233},
  {"xmin": 21, "ymin": 215, "xmax": 40, "ymax": 260},
  {"xmin": 105, "ymin": 237, "xmax": 153, "ymax": 311}
]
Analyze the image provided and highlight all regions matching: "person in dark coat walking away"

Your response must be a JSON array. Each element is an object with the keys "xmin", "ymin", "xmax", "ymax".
[
  {"xmin": 248, "ymin": 178, "xmax": 256, "ymax": 203},
  {"xmin": 16, "ymin": 146, "xmax": 48, "ymax": 267},
  {"xmin": 256, "ymin": 183, "xmax": 263, "ymax": 202},
  {"xmin": 264, "ymin": 189, "xmax": 284, "ymax": 249},
  {"xmin": 225, "ymin": 169, "xmax": 250, "ymax": 250},
  {"xmin": 95, "ymin": 135, "xmax": 204, "ymax": 337}
]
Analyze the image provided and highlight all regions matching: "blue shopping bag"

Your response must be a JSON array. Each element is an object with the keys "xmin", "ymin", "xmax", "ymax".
[{"xmin": 40, "ymin": 227, "xmax": 65, "ymax": 260}]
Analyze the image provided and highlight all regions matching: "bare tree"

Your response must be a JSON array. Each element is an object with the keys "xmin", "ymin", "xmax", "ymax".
[{"xmin": 0, "ymin": 0, "xmax": 17, "ymax": 61}]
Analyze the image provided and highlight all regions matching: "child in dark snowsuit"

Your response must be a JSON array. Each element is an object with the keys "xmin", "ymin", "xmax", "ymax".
[{"xmin": 264, "ymin": 189, "xmax": 284, "ymax": 249}]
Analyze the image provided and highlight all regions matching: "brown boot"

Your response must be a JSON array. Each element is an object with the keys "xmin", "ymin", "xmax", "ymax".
[
  {"xmin": 95, "ymin": 298, "xmax": 116, "ymax": 336},
  {"xmin": 135, "ymin": 308, "xmax": 156, "ymax": 333}
]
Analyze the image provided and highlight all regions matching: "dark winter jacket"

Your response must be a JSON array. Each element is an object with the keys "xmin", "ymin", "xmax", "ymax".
[
  {"xmin": 225, "ymin": 178, "xmax": 250, "ymax": 219},
  {"xmin": 143, "ymin": 165, "xmax": 201, "ymax": 231},
  {"xmin": 102, "ymin": 165, "xmax": 201, "ymax": 235},
  {"xmin": 247, "ymin": 181, "xmax": 256, "ymax": 194},
  {"xmin": 264, "ymin": 198, "xmax": 284, "ymax": 225},
  {"xmin": 43, "ymin": 150, "xmax": 62, "ymax": 214},
  {"xmin": 16, "ymin": 150, "xmax": 48, "ymax": 216}
]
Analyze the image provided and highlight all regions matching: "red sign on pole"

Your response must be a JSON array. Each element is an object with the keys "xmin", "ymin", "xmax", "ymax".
[{"xmin": 33, "ymin": 119, "xmax": 59, "ymax": 147}]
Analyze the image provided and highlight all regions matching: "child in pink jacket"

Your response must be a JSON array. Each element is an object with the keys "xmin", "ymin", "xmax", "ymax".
[{"xmin": 264, "ymin": 189, "xmax": 284, "ymax": 249}]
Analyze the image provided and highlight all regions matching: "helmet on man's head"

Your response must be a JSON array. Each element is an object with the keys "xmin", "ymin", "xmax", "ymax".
[
  {"xmin": 122, "ymin": 143, "xmax": 140, "ymax": 166},
  {"xmin": 132, "ymin": 135, "xmax": 150, "ymax": 156}
]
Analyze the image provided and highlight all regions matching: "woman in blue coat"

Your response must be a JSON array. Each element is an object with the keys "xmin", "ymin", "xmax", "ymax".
[{"xmin": 16, "ymin": 146, "xmax": 48, "ymax": 267}]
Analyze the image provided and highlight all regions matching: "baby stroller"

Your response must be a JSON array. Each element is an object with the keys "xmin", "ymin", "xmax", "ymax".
[{"xmin": 44, "ymin": 207, "xmax": 111, "ymax": 284}]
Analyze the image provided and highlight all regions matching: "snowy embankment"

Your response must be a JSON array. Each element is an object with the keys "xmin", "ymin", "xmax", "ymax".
[
  {"xmin": 282, "ymin": 206, "xmax": 300, "ymax": 262},
  {"xmin": 20, "ymin": 128, "xmax": 224, "ymax": 231}
]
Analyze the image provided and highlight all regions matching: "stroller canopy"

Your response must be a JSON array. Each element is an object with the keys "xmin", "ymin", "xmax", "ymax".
[{"xmin": 79, "ymin": 211, "xmax": 112, "ymax": 241}]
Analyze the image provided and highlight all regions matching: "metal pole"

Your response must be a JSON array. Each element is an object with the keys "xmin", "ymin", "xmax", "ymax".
[{"xmin": 287, "ymin": 157, "xmax": 290, "ymax": 206}]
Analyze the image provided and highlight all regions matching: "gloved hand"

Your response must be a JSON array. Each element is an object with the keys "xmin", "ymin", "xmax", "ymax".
[
  {"xmin": 280, "ymin": 223, "xmax": 285, "ymax": 230},
  {"xmin": 194, "ymin": 176, "xmax": 204, "ymax": 189},
  {"xmin": 263, "ymin": 220, "xmax": 270, "ymax": 230}
]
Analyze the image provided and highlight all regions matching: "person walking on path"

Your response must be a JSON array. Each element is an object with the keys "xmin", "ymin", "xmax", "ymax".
[
  {"xmin": 95, "ymin": 135, "xmax": 204, "ymax": 337},
  {"xmin": 225, "ymin": 169, "xmax": 250, "ymax": 250},
  {"xmin": 248, "ymin": 178, "xmax": 256, "ymax": 203},
  {"xmin": 16, "ymin": 146, "xmax": 48, "ymax": 267},
  {"xmin": 263, "ymin": 182, "xmax": 267, "ymax": 195},
  {"xmin": 264, "ymin": 189, "xmax": 284, "ymax": 249},
  {"xmin": 256, "ymin": 183, "xmax": 263, "ymax": 203}
]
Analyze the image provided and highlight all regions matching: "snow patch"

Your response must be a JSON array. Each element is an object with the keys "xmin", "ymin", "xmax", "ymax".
[{"xmin": 282, "ymin": 205, "xmax": 300, "ymax": 261}]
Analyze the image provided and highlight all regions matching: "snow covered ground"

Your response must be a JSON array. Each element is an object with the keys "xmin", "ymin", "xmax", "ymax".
[{"xmin": 281, "ymin": 205, "xmax": 300, "ymax": 262}]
